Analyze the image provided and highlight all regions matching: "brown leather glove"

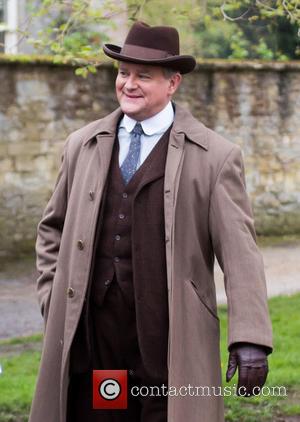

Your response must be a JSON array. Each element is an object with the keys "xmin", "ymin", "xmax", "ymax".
[{"xmin": 226, "ymin": 343, "xmax": 269, "ymax": 396}]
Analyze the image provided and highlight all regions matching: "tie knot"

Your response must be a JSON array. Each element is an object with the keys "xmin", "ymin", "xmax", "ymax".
[{"xmin": 132, "ymin": 122, "xmax": 143, "ymax": 137}]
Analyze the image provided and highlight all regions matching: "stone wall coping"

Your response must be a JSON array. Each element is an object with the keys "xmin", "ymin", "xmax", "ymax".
[{"xmin": 1, "ymin": 53, "xmax": 300, "ymax": 71}]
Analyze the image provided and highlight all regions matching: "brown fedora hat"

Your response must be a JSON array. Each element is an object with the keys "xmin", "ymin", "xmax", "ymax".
[{"xmin": 103, "ymin": 21, "xmax": 196, "ymax": 74}]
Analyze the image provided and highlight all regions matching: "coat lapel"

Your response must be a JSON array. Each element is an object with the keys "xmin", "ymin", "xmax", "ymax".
[
  {"xmin": 164, "ymin": 103, "xmax": 208, "ymax": 297},
  {"xmin": 163, "ymin": 104, "xmax": 209, "ymax": 367},
  {"xmin": 95, "ymin": 133, "xmax": 115, "ymax": 192},
  {"xmin": 83, "ymin": 107, "xmax": 123, "ymax": 195},
  {"xmin": 164, "ymin": 130, "xmax": 185, "ymax": 296}
]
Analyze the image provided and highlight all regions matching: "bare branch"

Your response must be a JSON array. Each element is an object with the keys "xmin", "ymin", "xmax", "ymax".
[
  {"xmin": 255, "ymin": 0, "xmax": 277, "ymax": 12},
  {"xmin": 282, "ymin": 0, "xmax": 295, "ymax": 21},
  {"xmin": 220, "ymin": 2, "xmax": 251, "ymax": 21}
]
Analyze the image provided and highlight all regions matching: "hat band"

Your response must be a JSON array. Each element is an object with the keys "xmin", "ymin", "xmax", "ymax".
[{"xmin": 121, "ymin": 44, "xmax": 173, "ymax": 59}]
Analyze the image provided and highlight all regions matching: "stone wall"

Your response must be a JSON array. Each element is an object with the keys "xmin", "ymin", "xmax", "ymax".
[{"xmin": 0, "ymin": 58, "xmax": 300, "ymax": 258}]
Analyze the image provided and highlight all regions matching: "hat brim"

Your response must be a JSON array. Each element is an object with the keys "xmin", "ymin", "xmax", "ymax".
[{"xmin": 103, "ymin": 44, "xmax": 196, "ymax": 74}]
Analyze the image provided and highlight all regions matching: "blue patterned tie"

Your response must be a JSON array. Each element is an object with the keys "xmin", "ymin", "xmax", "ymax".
[{"xmin": 120, "ymin": 122, "xmax": 143, "ymax": 184}]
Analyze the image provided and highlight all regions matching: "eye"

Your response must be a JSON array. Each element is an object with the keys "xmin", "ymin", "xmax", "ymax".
[
  {"xmin": 118, "ymin": 70, "xmax": 128, "ymax": 77},
  {"xmin": 139, "ymin": 73, "xmax": 151, "ymax": 80}
]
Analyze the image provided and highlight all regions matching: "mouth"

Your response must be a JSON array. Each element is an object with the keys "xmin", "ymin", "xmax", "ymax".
[{"xmin": 123, "ymin": 93, "xmax": 143, "ymax": 100}]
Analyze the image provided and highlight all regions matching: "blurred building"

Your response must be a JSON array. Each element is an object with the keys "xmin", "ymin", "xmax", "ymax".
[{"xmin": 0, "ymin": 0, "xmax": 18, "ymax": 54}]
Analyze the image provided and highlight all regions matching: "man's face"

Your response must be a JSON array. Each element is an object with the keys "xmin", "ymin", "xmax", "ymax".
[{"xmin": 115, "ymin": 61, "xmax": 181, "ymax": 121}]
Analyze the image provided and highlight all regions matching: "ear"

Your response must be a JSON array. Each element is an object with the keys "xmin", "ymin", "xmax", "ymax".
[{"xmin": 168, "ymin": 73, "xmax": 182, "ymax": 95}]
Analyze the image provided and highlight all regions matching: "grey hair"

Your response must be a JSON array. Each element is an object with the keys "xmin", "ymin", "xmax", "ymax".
[{"xmin": 162, "ymin": 67, "xmax": 180, "ymax": 79}]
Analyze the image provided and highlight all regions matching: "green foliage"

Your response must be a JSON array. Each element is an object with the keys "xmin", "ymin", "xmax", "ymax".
[
  {"xmin": 229, "ymin": 30, "xmax": 250, "ymax": 58},
  {"xmin": 27, "ymin": 0, "xmax": 113, "ymax": 67},
  {"xmin": 221, "ymin": 0, "xmax": 300, "ymax": 60},
  {"xmin": 193, "ymin": 0, "xmax": 299, "ymax": 60},
  {"xmin": 13, "ymin": 1, "xmax": 300, "ymax": 74}
]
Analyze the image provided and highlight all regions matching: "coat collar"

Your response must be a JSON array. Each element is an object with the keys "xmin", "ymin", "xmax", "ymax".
[
  {"xmin": 171, "ymin": 103, "xmax": 208, "ymax": 150},
  {"xmin": 83, "ymin": 102, "xmax": 208, "ymax": 150},
  {"xmin": 82, "ymin": 107, "xmax": 123, "ymax": 146}
]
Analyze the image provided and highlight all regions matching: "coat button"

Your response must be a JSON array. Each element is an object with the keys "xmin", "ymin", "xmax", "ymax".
[
  {"xmin": 129, "ymin": 369, "xmax": 134, "ymax": 376},
  {"xmin": 77, "ymin": 240, "xmax": 84, "ymax": 250},
  {"xmin": 89, "ymin": 191, "xmax": 95, "ymax": 200},
  {"xmin": 104, "ymin": 279, "xmax": 111, "ymax": 286},
  {"xmin": 60, "ymin": 338, "xmax": 63, "ymax": 346},
  {"xmin": 122, "ymin": 192, "xmax": 128, "ymax": 198},
  {"xmin": 67, "ymin": 287, "xmax": 75, "ymax": 298},
  {"xmin": 115, "ymin": 234, "xmax": 121, "ymax": 241},
  {"xmin": 119, "ymin": 213, "xmax": 125, "ymax": 219},
  {"xmin": 114, "ymin": 256, "xmax": 120, "ymax": 263}
]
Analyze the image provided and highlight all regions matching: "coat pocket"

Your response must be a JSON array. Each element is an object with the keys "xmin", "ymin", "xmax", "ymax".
[{"xmin": 188, "ymin": 279, "xmax": 219, "ymax": 322}]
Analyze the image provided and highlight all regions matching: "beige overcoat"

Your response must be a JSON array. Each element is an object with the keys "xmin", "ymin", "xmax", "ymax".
[{"xmin": 29, "ymin": 103, "xmax": 273, "ymax": 422}]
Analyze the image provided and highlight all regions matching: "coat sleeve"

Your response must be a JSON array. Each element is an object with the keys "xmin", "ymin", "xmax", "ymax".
[
  {"xmin": 209, "ymin": 145, "xmax": 273, "ymax": 352},
  {"xmin": 35, "ymin": 137, "xmax": 70, "ymax": 324}
]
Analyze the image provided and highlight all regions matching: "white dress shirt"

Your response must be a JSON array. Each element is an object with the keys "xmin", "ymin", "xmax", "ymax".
[{"xmin": 118, "ymin": 101, "xmax": 174, "ymax": 169}]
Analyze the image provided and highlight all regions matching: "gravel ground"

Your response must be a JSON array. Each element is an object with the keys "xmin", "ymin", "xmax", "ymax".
[
  {"xmin": 0, "ymin": 257, "xmax": 42, "ymax": 339},
  {"xmin": 1, "ymin": 241, "xmax": 300, "ymax": 340},
  {"xmin": 215, "ymin": 241, "xmax": 300, "ymax": 304}
]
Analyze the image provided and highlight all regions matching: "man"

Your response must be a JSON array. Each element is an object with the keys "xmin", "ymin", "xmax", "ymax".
[{"xmin": 29, "ymin": 21, "xmax": 272, "ymax": 422}]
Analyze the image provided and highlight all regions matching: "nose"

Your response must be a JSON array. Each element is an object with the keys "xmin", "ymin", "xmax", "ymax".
[{"xmin": 124, "ymin": 75, "xmax": 138, "ymax": 91}]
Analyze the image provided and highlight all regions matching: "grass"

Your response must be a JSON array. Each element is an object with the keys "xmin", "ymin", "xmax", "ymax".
[
  {"xmin": 257, "ymin": 234, "xmax": 300, "ymax": 248},
  {"xmin": 0, "ymin": 334, "xmax": 42, "ymax": 347},
  {"xmin": 220, "ymin": 293, "xmax": 300, "ymax": 421},
  {"xmin": 0, "ymin": 294, "xmax": 299, "ymax": 421},
  {"xmin": 0, "ymin": 334, "xmax": 43, "ymax": 421}
]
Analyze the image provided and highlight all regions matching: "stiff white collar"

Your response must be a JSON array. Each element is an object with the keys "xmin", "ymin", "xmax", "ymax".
[{"xmin": 119, "ymin": 101, "xmax": 174, "ymax": 136}]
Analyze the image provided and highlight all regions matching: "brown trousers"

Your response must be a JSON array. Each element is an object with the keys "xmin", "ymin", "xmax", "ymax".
[{"xmin": 67, "ymin": 276, "xmax": 168, "ymax": 422}]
